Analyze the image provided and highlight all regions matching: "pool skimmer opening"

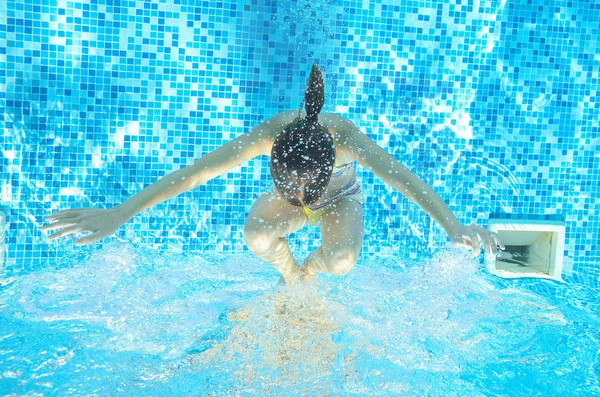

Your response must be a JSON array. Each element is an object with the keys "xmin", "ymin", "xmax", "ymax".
[{"xmin": 487, "ymin": 217, "xmax": 565, "ymax": 282}]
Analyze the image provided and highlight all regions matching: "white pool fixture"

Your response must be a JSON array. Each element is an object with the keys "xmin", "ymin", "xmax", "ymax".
[
  {"xmin": 487, "ymin": 216, "xmax": 566, "ymax": 282},
  {"xmin": 0, "ymin": 211, "xmax": 5, "ymax": 274}
]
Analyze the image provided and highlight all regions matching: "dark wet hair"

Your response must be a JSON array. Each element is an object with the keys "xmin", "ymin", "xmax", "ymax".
[{"xmin": 270, "ymin": 64, "xmax": 335, "ymax": 207}]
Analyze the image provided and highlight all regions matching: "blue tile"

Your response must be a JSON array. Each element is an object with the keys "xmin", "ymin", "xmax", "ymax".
[{"xmin": 0, "ymin": 0, "xmax": 598, "ymax": 292}]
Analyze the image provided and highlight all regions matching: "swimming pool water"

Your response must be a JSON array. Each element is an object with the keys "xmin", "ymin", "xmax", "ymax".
[
  {"xmin": 2, "ymin": 0, "xmax": 600, "ymax": 395},
  {"xmin": 1, "ymin": 244, "xmax": 598, "ymax": 396}
]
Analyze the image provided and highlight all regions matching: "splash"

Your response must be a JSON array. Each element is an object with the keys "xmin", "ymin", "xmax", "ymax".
[
  {"xmin": 186, "ymin": 281, "xmax": 354, "ymax": 395},
  {"xmin": 2, "ymin": 245, "xmax": 599, "ymax": 396}
]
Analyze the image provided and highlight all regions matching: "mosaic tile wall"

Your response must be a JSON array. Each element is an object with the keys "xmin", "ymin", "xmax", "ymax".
[{"xmin": 1, "ymin": 0, "xmax": 599, "ymax": 283}]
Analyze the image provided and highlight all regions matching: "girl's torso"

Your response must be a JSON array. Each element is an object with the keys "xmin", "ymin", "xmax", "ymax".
[{"xmin": 313, "ymin": 161, "xmax": 357, "ymax": 207}]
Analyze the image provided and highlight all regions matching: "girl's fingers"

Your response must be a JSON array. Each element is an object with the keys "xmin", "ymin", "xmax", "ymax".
[
  {"xmin": 40, "ymin": 221, "xmax": 78, "ymax": 231},
  {"xmin": 455, "ymin": 226, "xmax": 505, "ymax": 257},
  {"xmin": 46, "ymin": 212, "xmax": 82, "ymax": 222},
  {"xmin": 471, "ymin": 225, "xmax": 504, "ymax": 256},
  {"xmin": 483, "ymin": 232, "xmax": 504, "ymax": 256},
  {"xmin": 47, "ymin": 225, "xmax": 85, "ymax": 240},
  {"xmin": 459, "ymin": 229, "xmax": 480, "ymax": 256},
  {"xmin": 494, "ymin": 234, "xmax": 505, "ymax": 251},
  {"xmin": 76, "ymin": 232, "xmax": 103, "ymax": 246},
  {"xmin": 483, "ymin": 234, "xmax": 497, "ymax": 256},
  {"xmin": 471, "ymin": 233, "xmax": 481, "ymax": 256},
  {"xmin": 475, "ymin": 230, "xmax": 491, "ymax": 255}
]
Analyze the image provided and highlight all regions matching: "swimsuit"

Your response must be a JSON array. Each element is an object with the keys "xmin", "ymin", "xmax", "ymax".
[
  {"xmin": 270, "ymin": 162, "xmax": 363, "ymax": 226},
  {"xmin": 301, "ymin": 162, "xmax": 363, "ymax": 225}
]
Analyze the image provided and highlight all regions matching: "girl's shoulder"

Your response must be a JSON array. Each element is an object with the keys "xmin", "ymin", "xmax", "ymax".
[
  {"xmin": 319, "ymin": 112, "xmax": 353, "ymax": 128},
  {"xmin": 319, "ymin": 113, "xmax": 362, "ymax": 137},
  {"xmin": 318, "ymin": 113, "xmax": 364, "ymax": 162},
  {"xmin": 319, "ymin": 113, "xmax": 364, "ymax": 144}
]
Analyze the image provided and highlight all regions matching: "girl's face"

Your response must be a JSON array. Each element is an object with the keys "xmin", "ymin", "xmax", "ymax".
[{"xmin": 273, "ymin": 170, "xmax": 330, "ymax": 207}]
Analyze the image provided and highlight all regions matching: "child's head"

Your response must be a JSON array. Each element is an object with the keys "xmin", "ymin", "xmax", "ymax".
[{"xmin": 270, "ymin": 64, "xmax": 335, "ymax": 206}]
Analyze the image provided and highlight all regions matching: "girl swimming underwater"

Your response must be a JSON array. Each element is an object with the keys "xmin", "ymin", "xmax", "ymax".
[{"xmin": 42, "ymin": 64, "xmax": 504, "ymax": 283}]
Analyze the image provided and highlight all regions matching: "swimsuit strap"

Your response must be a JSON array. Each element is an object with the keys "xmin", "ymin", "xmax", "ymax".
[
  {"xmin": 331, "ymin": 162, "xmax": 354, "ymax": 178},
  {"xmin": 306, "ymin": 181, "xmax": 362, "ymax": 211}
]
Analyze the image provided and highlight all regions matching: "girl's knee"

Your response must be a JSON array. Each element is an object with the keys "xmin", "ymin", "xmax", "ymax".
[
  {"xmin": 324, "ymin": 248, "xmax": 358, "ymax": 276},
  {"xmin": 244, "ymin": 224, "xmax": 275, "ymax": 256}
]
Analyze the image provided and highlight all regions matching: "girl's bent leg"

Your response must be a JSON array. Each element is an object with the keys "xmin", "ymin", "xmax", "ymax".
[
  {"xmin": 244, "ymin": 191, "xmax": 307, "ymax": 282},
  {"xmin": 302, "ymin": 198, "xmax": 363, "ymax": 278}
]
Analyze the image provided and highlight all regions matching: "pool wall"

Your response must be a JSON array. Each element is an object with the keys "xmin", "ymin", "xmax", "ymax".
[{"xmin": 1, "ymin": 0, "xmax": 598, "ymax": 284}]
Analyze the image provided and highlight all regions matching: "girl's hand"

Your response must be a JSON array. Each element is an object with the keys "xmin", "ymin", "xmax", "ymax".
[
  {"xmin": 40, "ymin": 208, "xmax": 126, "ymax": 246},
  {"xmin": 449, "ymin": 223, "xmax": 505, "ymax": 257}
]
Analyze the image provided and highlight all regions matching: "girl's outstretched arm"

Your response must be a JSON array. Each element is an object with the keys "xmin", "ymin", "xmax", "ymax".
[
  {"xmin": 42, "ymin": 111, "xmax": 295, "ymax": 245},
  {"xmin": 333, "ymin": 115, "xmax": 503, "ymax": 256}
]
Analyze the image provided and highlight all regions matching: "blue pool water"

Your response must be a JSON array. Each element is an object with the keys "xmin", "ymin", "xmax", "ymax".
[
  {"xmin": 2, "ymin": 0, "xmax": 600, "ymax": 395},
  {"xmin": 1, "ymin": 245, "xmax": 599, "ymax": 396}
]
